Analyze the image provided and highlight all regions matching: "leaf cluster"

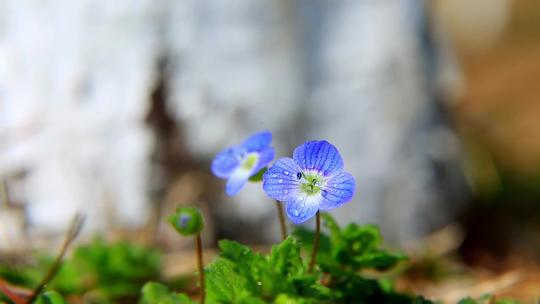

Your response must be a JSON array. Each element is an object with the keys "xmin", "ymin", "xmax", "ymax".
[
  {"xmin": 131, "ymin": 213, "xmax": 523, "ymax": 304},
  {"xmin": 0, "ymin": 215, "xmax": 525, "ymax": 304},
  {"xmin": 310, "ymin": 213, "xmax": 407, "ymax": 272},
  {"xmin": 204, "ymin": 237, "xmax": 330, "ymax": 304},
  {"xmin": 0, "ymin": 238, "xmax": 161, "ymax": 303},
  {"xmin": 58, "ymin": 238, "xmax": 161, "ymax": 299},
  {"xmin": 293, "ymin": 213, "xmax": 415, "ymax": 303}
]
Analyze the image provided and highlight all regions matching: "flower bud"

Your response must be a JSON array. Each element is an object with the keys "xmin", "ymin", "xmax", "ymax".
[{"xmin": 168, "ymin": 206, "xmax": 204, "ymax": 236}]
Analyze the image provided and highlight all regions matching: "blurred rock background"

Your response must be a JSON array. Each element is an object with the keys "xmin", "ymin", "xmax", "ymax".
[{"xmin": 1, "ymin": 0, "xmax": 535, "ymax": 252}]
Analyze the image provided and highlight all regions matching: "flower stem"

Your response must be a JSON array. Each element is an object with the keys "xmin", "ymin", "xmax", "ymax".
[
  {"xmin": 308, "ymin": 211, "xmax": 320, "ymax": 273},
  {"xmin": 195, "ymin": 233, "xmax": 205, "ymax": 304},
  {"xmin": 275, "ymin": 200, "xmax": 288, "ymax": 241},
  {"xmin": 27, "ymin": 214, "xmax": 85, "ymax": 303}
]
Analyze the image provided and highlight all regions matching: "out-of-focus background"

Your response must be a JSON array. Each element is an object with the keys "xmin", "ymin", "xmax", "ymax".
[{"xmin": 0, "ymin": 0, "xmax": 539, "ymax": 300}]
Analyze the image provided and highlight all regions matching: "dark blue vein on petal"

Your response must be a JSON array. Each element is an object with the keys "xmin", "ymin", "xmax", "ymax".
[
  {"xmin": 263, "ymin": 157, "xmax": 301, "ymax": 201},
  {"xmin": 319, "ymin": 172, "xmax": 355, "ymax": 210}
]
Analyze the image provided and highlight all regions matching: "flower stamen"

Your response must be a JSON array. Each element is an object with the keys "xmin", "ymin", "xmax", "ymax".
[
  {"xmin": 241, "ymin": 152, "xmax": 259, "ymax": 170},
  {"xmin": 300, "ymin": 173, "xmax": 324, "ymax": 196}
]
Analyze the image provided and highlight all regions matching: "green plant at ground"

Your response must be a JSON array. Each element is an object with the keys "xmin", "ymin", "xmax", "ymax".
[
  {"xmin": 0, "ymin": 238, "xmax": 161, "ymax": 303},
  {"xmin": 0, "ymin": 223, "xmax": 523, "ymax": 304},
  {"xmin": 204, "ymin": 237, "xmax": 330, "ymax": 303},
  {"xmin": 293, "ymin": 213, "xmax": 410, "ymax": 303},
  {"xmin": 55, "ymin": 238, "xmax": 161, "ymax": 299},
  {"xmin": 192, "ymin": 212, "xmax": 417, "ymax": 304}
]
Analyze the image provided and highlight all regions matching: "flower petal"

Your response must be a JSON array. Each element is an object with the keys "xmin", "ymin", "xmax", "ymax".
[
  {"xmin": 319, "ymin": 172, "xmax": 355, "ymax": 210},
  {"xmin": 225, "ymin": 168, "xmax": 251, "ymax": 196},
  {"xmin": 263, "ymin": 157, "xmax": 301, "ymax": 201},
  {"xmin": 211, "ymin": 148, "xmax": 240, "ymax": 178},
  {"xmin": 293, "ymin": 140, "xmax": 343, "ymax": 176},
  {"xmin": 253, "ymin": 146, "xmax": 275, "ymax": 173},
  {"xmin": 285, "ymin": 195, "xmax": 319, "ymax": 224},
  {"xmin": 241, "ymin": 131, "xmax": 272, "ymax": 152}
]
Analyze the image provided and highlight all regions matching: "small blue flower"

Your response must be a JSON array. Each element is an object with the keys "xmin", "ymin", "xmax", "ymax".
[
  {"xmin": 212, "ymin": 131, "xmax": 275, "ymax": 196},
  {"xmin": 263, "ymin": 140, "xmax": 355, "ymax": 224}
]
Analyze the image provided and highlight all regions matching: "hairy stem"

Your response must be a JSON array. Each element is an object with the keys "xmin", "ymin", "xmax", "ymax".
[
  {"xmin": 308, "ymin": 211, "xmax": 320, "ymax": 273},
  {"xmin": 195, "ymin": 233, "xmax": 205, "ymax": 304},
  {"xmin": 26, "ymin": 214, "xmax": 85, "ymax": 303},
  {"xmin": 275, "ymin": 200, "xmax": 288, "ymax": 241}
]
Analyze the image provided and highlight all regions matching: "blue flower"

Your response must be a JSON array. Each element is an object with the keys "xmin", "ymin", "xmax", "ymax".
[
  {"xmin": 212, "ymin": 131, "xmax": 275, "ymax": 196},
  {"xmin": 262, "ymin": 140, "xmax": 355, "ymax": 224}
]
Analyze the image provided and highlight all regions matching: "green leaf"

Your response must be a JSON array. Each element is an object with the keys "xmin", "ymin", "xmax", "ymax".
[
  {"xmin": 268, "ymin": 238, "xmax": 304, "ymax": 276},
  {"xmin": 352, "ymin": 251, "xmax": 407, "ymax": 270},
  {"xmin": 292, "ymin": 227, "xmax": 331, "ymax": 257},
  {"xmin": 320, "ymin": 213, "xmax": 341, "ymax": 236},
  {"xmin": 217, "ymin": 239, "xmax": 265, "ymax": 294},
  {"xmin": 320, "ymin": 213, "xmax": 349, "ymax": 266},
  {"xmin": 235, "ymin": 298, "xmax": 268, "ymax": 304},
  {"xmin": 289, "ymin": 275, "xmax": 330, "ymax": 300},
  {"xmin": 327, "ymin": 274, "xmax": 384, "ymax": 303},
  {"xmin": 341, "ymin": 223, "xmax": 382, "ymax": 256},
  {"xmin": 139, "ymin": 282, "xmax": 193, "ymax": 304},
  {"xmin": 218, "ymin": 240, "xmax": 256, "ymax": 263},
  {"xmin": 205, "ymin": 258, "xmax": 251, "ymax": 303},
  {"xmin": 274, "ymin": 294, "xmax": 320, "ymax": 304},
  {"xmin": 249, "ymin": 167, "xmax": 268, "ymax": 182},
  {"xmin": 34, "ymin": 291, "xmax": 66, "ymax": 304}
]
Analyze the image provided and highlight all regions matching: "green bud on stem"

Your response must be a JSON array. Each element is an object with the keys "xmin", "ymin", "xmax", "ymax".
[{"xmin": 168, "ymin": 206, "xmax": 204, "ymax": 236}]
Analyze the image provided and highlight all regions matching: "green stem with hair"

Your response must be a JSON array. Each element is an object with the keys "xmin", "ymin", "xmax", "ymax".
[
  {"xmin": 308, "ymin": 211, "xmax": 321, "ymax": 273},
  {"xmin": 275, "ymin": 200, "xmax": 288, "ymax": 241},
  {"xmin": 195, "ymin": 233, "xmax": 205, "ymax": 304},
  {"xmin": 26, "ymin": 214, "xmax": 85, "ymax": 303}
]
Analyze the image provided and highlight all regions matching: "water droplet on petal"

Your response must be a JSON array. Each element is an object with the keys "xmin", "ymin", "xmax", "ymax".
[
  {"xmin": 278, "ymin": 179, "xmax": 283, "ymax": 183},
  {"xmin": 284, "ymin": 170, "xmax": 289, "ymax": 175},
  {"xmin": 292, "ymin": 210, "xmax": 299, "ymax": 216},
  {"xmin": 271, "ymin": 174, "xmax": 277, "ymax": 177}
]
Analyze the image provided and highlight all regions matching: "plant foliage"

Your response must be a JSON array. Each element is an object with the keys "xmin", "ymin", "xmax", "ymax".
[
  {"xmin": 0, "ymin": 214, "xmax": 523, "ymax": 304},
  {"xmin": 0, "ymin": 238, "xmax": 160, "ymax": 303},
  {"xmin": 204, "ymin": 237, "xmax": 330, "ymax": 303}
]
